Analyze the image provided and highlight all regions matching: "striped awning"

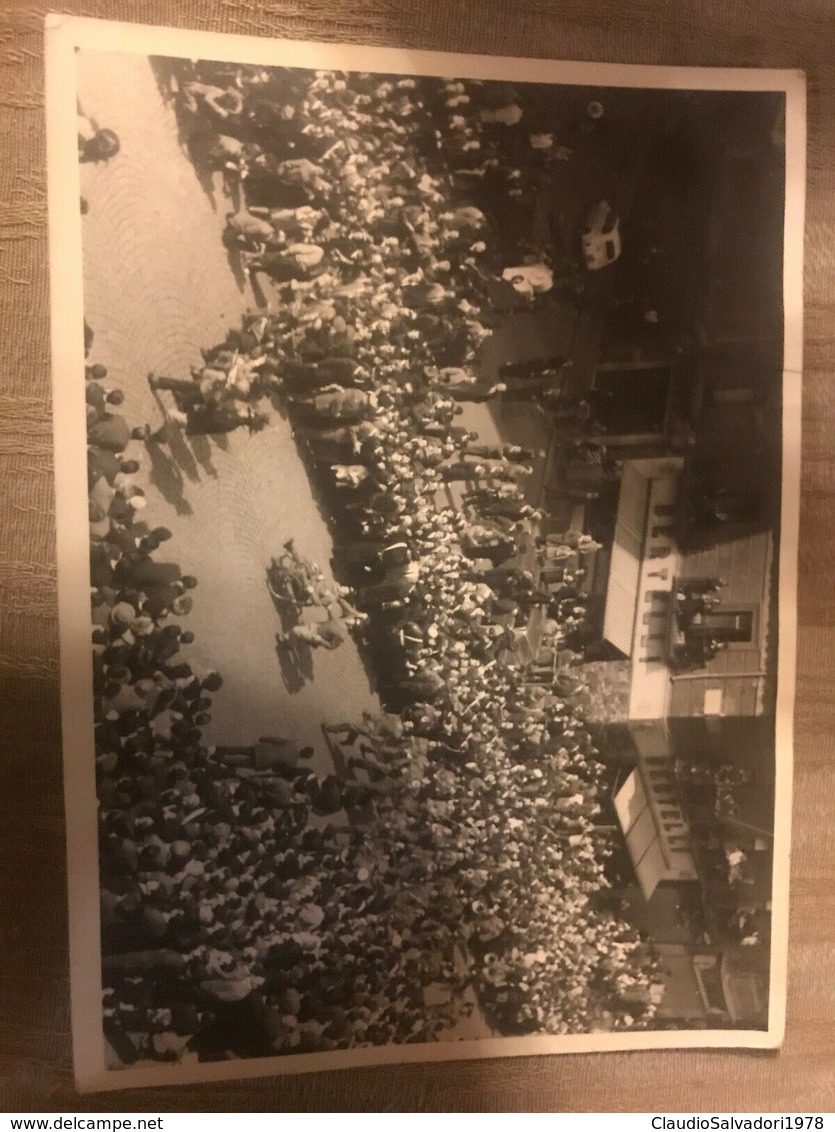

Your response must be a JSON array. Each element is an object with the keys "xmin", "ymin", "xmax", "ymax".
[{"xmin": 603, "ymin": 464, "xmax": 651, "ymax": 656}]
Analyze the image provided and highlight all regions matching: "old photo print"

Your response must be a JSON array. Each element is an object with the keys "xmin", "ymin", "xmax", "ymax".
[{"xmin": 46, "ymin": 16, "xmax": 804, "ymax": 1091}]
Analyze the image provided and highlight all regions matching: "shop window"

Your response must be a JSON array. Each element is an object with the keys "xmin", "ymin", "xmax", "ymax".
[
  {"xmin": 645, "ymin": 589, "xmax": 671, "ymax": 603},
  {"xmin": 690, "ymin": 609, "xmax": 755, "ymax": 643},
  {"xmin": 703, "ymin": 688, "xmax": 723, "ymax": 716}
]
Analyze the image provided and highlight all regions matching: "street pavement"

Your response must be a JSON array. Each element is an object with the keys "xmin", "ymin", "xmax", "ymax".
[
  {"xmin": 78, "ymin": 52, "xmax": 379, "ymax": 765},
  {"xmin": 77, "ymin": 51, "xmax": 507, "ymax": 1043}
]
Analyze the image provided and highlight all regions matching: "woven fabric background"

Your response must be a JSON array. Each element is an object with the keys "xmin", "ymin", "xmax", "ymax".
[{"xmin": 1, "ymin": 0, "xmax": 833, "ymax": 1111}]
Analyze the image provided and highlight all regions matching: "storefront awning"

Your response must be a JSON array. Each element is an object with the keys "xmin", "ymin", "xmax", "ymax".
[
  {"xmin": 603, "ymin": 464, "xmax": 651, "ymax": 656},
  {"xmin": 613, "ymin": 770, "xmax": 669, "ymax": 900}
]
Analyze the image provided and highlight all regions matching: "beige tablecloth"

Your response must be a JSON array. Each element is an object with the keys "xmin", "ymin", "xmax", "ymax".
[{"xmin": 1, "ymin": 0, "xmax": 833, "ymax": 1112}]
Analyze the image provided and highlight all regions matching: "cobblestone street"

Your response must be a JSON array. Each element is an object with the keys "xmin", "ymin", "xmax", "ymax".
[{"xmin": 79, "ymin": 51, "xmax": 379, "ymax": 763}]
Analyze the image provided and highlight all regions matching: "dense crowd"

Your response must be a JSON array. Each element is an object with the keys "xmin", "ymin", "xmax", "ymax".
[{"xmin": 89, "ymin": 63, "xmax": 663, "ymax": 1066}]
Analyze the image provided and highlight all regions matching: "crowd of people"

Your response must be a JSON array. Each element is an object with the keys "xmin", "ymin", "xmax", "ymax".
[
  {"xmin": 89, "ymin": 355, "xmax": 493, "ymax": 1063},
  {"xmin": 671, "ymin": 577, "xmax": 729, "ymax": 673},
  {"xmin": 87, "ymin": 62, "xmax": 666, "ymax": 1066}
]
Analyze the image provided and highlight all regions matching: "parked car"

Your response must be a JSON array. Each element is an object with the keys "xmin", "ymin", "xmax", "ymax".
[
  {"xmin": 582, "ymin": 200, "xmax": 621, "ymax": 270},
  {"xmin": 501, "ymin": 262, "xmax": 554, "ymax": 295}
]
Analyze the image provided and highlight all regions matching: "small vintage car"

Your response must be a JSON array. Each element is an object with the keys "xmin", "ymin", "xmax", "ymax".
[{"xmin": 582, "ymin": 200, "xmax": 621, "ymax": 270}]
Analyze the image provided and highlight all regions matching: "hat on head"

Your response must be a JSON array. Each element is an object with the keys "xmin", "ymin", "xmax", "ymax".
[{"xmin": 110, "ymin": 601, "xmax": 137, "ymax": 626}]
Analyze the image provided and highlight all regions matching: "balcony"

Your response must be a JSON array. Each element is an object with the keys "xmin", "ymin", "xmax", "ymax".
[{"xmin": 668, "ymin": 578, "xmax": 733, "ymax": 673}]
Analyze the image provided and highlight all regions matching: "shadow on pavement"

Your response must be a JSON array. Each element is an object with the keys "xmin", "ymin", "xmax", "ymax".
[
  {"xmin": 144, "ymin": 435, "xmax": 194, "ymax": 516},
  {"xmin": 165, "ymin": 425, "xmax": 202, "ymax": 484},
  {"xmin": 148, "ymin": 56, "xmax": 220, "ymax": 212},
  {"xmin": 189, "ymin": 433, "xmax": 219, "ymax": 479},
  {"xmin": 193, "ymin": 160, "xmax": 220, "ymax": 213},
  {"xmin": 275, "ymin": 637, "xmax": 314, "ymax": 694},
  {"xmin": 224, "ymin": 242, "xmax": 248, "ymax": 293},
  {"xmin": 247, "ymin": 271, "xmax": 270, "ymax": 309}
]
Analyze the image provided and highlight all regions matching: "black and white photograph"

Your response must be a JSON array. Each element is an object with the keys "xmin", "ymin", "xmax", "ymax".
[{"xmin": 46, "ymin": 16, "xmax": 804, "ymax": 1091}]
